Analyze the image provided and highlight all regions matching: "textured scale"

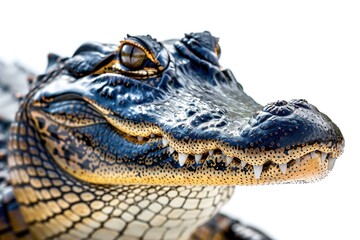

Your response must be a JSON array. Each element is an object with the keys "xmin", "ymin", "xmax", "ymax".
[{"xmin": 0, "ymin": 31, "xmax": 344, "ymax": 240}]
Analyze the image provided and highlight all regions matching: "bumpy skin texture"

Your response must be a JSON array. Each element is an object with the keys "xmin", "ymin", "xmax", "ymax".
[
  {"xmin": 0, "ymin": 32, "xmax": 344, "ymax": 239},
  {"xmin": 14, "ymin": 32, "xmax": 343, "ymax": 186}
]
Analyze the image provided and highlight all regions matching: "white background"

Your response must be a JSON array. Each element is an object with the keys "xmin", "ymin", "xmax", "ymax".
[{"xmin": 1, "ymin": 1, "xmax": 359, "ymax": 239}]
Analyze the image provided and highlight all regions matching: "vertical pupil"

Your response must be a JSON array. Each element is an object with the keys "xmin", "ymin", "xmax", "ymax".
[{"xmin": 120, "ymin": 44, "xmax": 146, "ymax": 69}]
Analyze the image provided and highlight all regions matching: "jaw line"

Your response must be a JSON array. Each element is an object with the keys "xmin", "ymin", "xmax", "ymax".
[
  {"xmin": 85, "ymin": 97, "xmax": 344, "ymax": 184},
  {"xmin": 104, "ymin": 117, "xmax": 343, "ymax": 183}
]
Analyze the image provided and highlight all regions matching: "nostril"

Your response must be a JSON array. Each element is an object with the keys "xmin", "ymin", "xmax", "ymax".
[
  {"xmin": 263, "ymin": 100, "xmax": 294, "ymax": 116},
  {"xmin": 274, "ymin": 100, "xmax": 288, "ymax": 106},
  {"xmin": 289, "ymin": 99, "xmax": 312, "ymax": 109}
]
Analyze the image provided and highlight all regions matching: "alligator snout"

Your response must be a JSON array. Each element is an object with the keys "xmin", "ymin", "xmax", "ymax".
[{"xmin": 245, "ymin": 99, "xmax": 343, "ymax": 150}]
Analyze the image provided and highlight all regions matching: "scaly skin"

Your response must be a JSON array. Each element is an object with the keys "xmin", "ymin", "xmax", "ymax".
[{"xmin": 0, "ymin": 32, "xmax": 343, "ymax": 239}]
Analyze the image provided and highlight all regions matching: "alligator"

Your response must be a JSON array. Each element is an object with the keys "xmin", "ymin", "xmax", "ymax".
[{"xmin": 0, "ymin": 31, "xmax": 344, "ymax": 240}]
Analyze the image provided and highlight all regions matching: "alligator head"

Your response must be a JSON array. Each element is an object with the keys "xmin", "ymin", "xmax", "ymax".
[{"xmin": 23, "ymin": 31, "xmax": 344, "ymax": 186}]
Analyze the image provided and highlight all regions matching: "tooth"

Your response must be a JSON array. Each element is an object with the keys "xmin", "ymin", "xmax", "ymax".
[
  {"xmin": 296, "ymin": 158, "xmax": 301, "ymax": 165},
  {"xmin": 310, "ymin": 151, "xmax": 317, "ymax": 159},
  {"xmin": 162, "ymin": 138, "xmax": 169, "ymax": 147},
  {"xmin": 137, "ymin": 136, "xmax": 143, "ymax": 141},
  {"xmin": 150, "ymin": 133, "xmax": 155, "ymax": 138},
  {"xmin": 195, "ymin": 154, "xmax": 202, "ymax": 164},
  {"xmin": 253, "ymin": 165, "xmax": 263, "ymax": 179},
  {"xmin": 321, "ymin": 153, "xmax": 327, "ymax": 162},
  {"xmin": 328, "ymin": 158, "xmax": 336, "ymax": 170},
  {"xmin": 241, "ymin": 161, "xmax": 247, "ymax": 169},
  {"xmin": 168, "ymin": 146, "xmax": 175, "ymax": 154},
  {"xmin": 303, "ymin": 154, "xmax": 310, "ymax": 161},
  {"xmin": 178, "ymin": 153, "xmax": 188, "ymax": 166},
  {"xmin": 225, "ymin": 156, "xmax": 233, "ymax": 166},
  {"xmin": 209, "ymin": 150, "xmax": 214, "ymax": 156},
  {"xmin": 279, "ymin": 163, "xmax": 287, "ymax": 174}
]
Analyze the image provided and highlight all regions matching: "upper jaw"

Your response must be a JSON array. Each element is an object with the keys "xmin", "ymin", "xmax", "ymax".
[
  {"xmin": 94, "ymin": 117, "xmax": 343, "ymax": 184},
  {"xmin": 107, "ymin": 84, "xmax": 345, "ymax": 181},
  {"xmin": 101, "ymin": 97, "xmax": 343, "ymax": 183}
]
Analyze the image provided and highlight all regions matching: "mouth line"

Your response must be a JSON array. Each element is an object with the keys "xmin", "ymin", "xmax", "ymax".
[
  {"xmin": 168, "ymin": 148, "xmax": 336, "ymax": 180},
  {"xmin": 110, "ymin": 120, "xmax": 341, "ymax": 180}
]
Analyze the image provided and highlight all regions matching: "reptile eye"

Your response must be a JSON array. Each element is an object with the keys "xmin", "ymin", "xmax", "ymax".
[
  {"xmin": 120, "ymin": 44, "xmax": 147, "ymax": 70},
  {"xmin": 215, "ymin": 44, "xmax": 221, "ymax": 59}
]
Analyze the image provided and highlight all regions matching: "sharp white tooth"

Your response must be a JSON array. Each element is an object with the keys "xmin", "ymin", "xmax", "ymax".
[
  {"xmin": 195, "ymin": 154, "xmax": 202, "ymax": 164},
  {"xmin": 150, "ymin": 133, "xmax": 155, "ymax": 138},
  {"xmin": 137, "ymin": 136, "xmax": 143, "ymax": 141},
  {"xmin": 303, "ymin": 154, "xmax": 310, "ymax": 161},
  {"xmin": 321, "ymin": 153, "xmax": 327, "ymax": 162},
  {"xmin": 296, "ymin": 158, "xmax": 301, "ymax": 165},
  {"xmin": 168, "ymin": 146, "xmax": 175, "ymax": 154},
  {"xmin": 178, "ymin": 153, "xmax": 188, "ymax": 166},
  {"xmin": 310, "ymin": 151, "xmax": 317, "ymax": 159},
  {"xmin": 209, "ymin": 150, "xmax": 214, "ymax": 156},
  {"xmin": 253, "ymin": 165, "xmax": 263, "ymax": 179},
  {"xmin": 328, "ymin": 158, "xmax": 336, "ymax": 171},
  {"xmin": 241, "ymin": 161, "xmax": 247, "ymax": 168},
  {"xmin": 162, "ymin": 138, "xmax": 169, "ymax": 147},
  {"xmin": 225, "ymin": 156, "xmax": 233, "ymax": 166},
  {"xmin": 279, "ymin": 163, "xmax": 287, "ymax": 174}
]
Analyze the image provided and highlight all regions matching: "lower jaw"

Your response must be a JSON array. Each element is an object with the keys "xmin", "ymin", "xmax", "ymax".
[{"xmin": 74, "ymin": 155, "xmax": 331, "ymax": 186}]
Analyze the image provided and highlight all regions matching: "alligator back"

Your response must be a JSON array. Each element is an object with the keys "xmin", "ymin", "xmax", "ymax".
[
  {"xmin": 0, "ymin": 60, "xmax": 32, "ymax": 194},
  {"xmin": 0, "ymin": 61, "xmax": 33, "ymax": 239}
]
